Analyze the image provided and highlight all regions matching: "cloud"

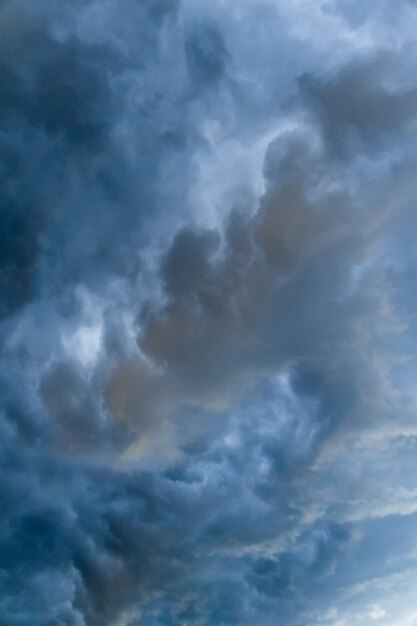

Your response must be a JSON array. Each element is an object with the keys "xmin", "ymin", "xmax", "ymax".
[
  {"xmin": 2, "ymin": 0, "xmax": 417, "ymax": 625},
  {"xmin": 299, "ymin": 55, "xmax": 417, "ymax": 156}
]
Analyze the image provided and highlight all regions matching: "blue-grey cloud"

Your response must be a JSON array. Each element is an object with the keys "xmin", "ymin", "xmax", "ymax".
[{"xmin": 2, "ymin": 0, "xmax": 417, "ymax": 625}]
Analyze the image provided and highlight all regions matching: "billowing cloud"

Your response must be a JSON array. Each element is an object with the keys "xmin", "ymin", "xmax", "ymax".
[{"xmin": 2, "ymin": 0, "xmax": 417, "ymax": 625}]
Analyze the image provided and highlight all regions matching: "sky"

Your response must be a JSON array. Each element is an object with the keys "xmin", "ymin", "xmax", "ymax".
[{"xmin": 1, "ymin": 0, "xmax": 417, "ymax": 625}]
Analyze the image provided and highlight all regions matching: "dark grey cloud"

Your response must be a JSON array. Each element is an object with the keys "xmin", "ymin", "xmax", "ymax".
[
  {"xmin": 299, "ymin": 56, "xmax": 417, "ymax": 156},
  {"xmin": 134, "ymin": 126, "xmax": 364, "ymax": 434},
  {"xmin": 0, "ymin": 0, "xmax": 191, "ymax": 316},
  {"xmin": 185, "ymin": 20, "xmax": 230, "ymax": 92},
  {"xmin": 0, "ymin": 16, "xmax": 116, "ymax": 317}
]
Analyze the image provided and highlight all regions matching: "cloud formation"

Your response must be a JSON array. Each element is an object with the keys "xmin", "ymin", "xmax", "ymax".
[{"xmin": 2, "ymin": 0, "xmax": 417, "ymax": 625}]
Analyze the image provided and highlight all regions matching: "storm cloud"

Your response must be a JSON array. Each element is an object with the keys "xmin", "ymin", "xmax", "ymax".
[{"xmin": 1, "ymin": 0, "xmax": 417, "ymax": 625}]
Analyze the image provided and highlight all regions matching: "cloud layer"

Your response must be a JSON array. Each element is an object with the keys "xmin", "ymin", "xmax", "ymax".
[{"xmin": 2, "ymin": 0, "xmax": 417, "ymax": 625}]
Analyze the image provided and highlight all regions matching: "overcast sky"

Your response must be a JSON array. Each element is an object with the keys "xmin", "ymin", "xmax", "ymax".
[{"xmin": 2, "ymin": 1, "xmax": 417, "ymax": 625}]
